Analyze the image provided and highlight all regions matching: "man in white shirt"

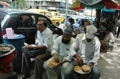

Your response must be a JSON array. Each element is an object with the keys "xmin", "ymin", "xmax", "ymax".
[
  {"xmin": 70, "ymin": 25, "xmax": 101, "ymax": 79},
  {"xmin": 44, "ymin": 28, "xmax": 75, "ymax": 79},
  {"xmin": 100, "ymin": 28, "xmax": 115, "ymax": 52},
  {"xmin": 22, "ymin": 19, "xmax": 53, "ymax": 79},
  {"xmin": 79, "ymin": 19, "xmax": 91, "ymax": 34}
]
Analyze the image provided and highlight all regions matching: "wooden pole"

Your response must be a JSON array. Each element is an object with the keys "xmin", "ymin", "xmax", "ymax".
[
  {"xmin": 95, "ymin": 9, "xmax": 101, "ymax": 28},
  {"xmin": 0, "ymin": 23, "xmax": 3, "ymax": 43},
  {"xmin": 65, "ymin": 0, "xmax": 68, "ymax": 24}
]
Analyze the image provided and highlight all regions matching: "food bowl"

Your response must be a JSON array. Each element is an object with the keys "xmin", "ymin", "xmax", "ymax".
[{"xmin": 0, "ymin": 44, "xmax": 15, "ymax": 57}]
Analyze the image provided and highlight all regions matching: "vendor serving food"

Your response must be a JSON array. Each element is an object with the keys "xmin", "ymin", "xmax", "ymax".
[{"xmin": 69, "ymin": 25, "xmax": 101, "ymax": 79}]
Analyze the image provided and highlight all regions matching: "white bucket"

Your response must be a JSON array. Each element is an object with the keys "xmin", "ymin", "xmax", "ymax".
[{"xmin": 5, "ymin": 28, "xmax": 14, "ymax": 39}]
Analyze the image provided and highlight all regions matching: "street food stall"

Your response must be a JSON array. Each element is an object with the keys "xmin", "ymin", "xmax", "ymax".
[
  {"xmin": 0, "ymin": 44, "xmax": 15, "ymax": 74},
  {"xmin": 3, "ymin": 34, "xmax": 25, "ymax": 73}
]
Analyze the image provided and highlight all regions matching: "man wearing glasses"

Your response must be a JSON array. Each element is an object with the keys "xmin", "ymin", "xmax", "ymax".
[{"xmin": 22, "ymin": 19, "xmax": 53, "ymax": 79}]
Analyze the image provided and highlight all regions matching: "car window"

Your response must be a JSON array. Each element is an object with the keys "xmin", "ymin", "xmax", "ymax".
[
  {"xmin": 19, "ymin": 14, "xmax": 35, "ymax": 27},
  {"xmin": 31, "ymin": 15, "xmax": 36, "ymax": 25},
  {"xmin": 3, "ymin": 14, "xmax": 18, "ymax": 30}
]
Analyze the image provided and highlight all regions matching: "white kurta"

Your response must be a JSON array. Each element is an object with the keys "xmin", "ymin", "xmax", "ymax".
[
  {"xmin": 51, "ymin": 36, "xmax": 75, "ymax": 61},
  {"xmin": 44, "ymin": 36, "xmax": 75, "ymax": 79},
  {"xmin": 70, "ymin": 33, "xmax": 101, "ymax": 65},
  {"xmin": 104, "ymin": 32, "xmax": 115, "ymax": 46}
]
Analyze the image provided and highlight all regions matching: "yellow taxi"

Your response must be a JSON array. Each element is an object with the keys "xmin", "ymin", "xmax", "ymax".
[
  {"xmin": 50, "ymin": 11, "xmax": 65, "ymax": 26},
  {"xmin": 26, "ymin": 9, "xmax": 50, "ymax": 18}
]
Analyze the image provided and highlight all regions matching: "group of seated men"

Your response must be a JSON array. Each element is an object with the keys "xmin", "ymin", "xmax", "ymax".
[{"xmin": 21, "ymin": 18, "xmax": 115, "ymax": 79}]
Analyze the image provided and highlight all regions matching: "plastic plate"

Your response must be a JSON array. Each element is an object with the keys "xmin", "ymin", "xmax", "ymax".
[{"xmin": 74, "ymin": 66, "xmax": 91, "ymax": 74}]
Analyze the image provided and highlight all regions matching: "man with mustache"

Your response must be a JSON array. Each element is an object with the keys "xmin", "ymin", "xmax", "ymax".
[
  {"xmin": 22, "ymin": 19, "xmax": 53, "ymax": 79},
  {"xmin": 44, "ymin": 28, "xmax": 75, "ymax": 79}
]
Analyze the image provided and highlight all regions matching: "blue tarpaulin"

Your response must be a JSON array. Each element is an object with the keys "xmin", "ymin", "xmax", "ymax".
[
  {"xmin": 0, "ymin": 4, "xmax": 3, "ymax": 8},
  {"xmin": 102, "ymin": 9, "xmax": 116, "ymax": 12}
]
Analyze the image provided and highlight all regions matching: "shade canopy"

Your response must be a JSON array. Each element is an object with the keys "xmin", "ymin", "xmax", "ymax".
[
  {"xmin": 82, "ymin": 1, "xmax": 105, "ymax": 9},
  {"xmin": 80, "ymin": 0, "xmax": 102, "ymax": 5},
  {"xmin": 69, "ymin": 0, "xmax": 81, "ymax": 9},
  {"xmin": 116, "ymin": 5, "xmax": 120, "ymax": 10},
  {"xmin": 103, "ymin": 0, "xmax": 118, "ymax": 9},
  {"xmin": 102, "ymin": 9, "xmax": 117, "ymax": 12},
  {"xmin": 69, "ymin": 0, "xmax": 119, "ymax": 11}
]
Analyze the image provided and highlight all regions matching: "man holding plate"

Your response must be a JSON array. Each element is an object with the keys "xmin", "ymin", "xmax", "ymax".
[
  {"xmin": 70, "ymin": 25, "xmax": 101, "ymax": 79},
  {"xmin": 44, "ymin": 28, "xmax": 75, "ymax": 79},
  {"xmin": 22, "ymin": 19, "xmax": 53, "ymax": 79}
]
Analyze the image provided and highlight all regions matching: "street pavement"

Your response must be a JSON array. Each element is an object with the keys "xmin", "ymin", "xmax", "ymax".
[{"xmin": 98, "ymin": 36, "xmax": 120, "ymax": 79}]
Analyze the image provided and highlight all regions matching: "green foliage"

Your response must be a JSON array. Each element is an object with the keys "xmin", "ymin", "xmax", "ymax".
[
  {"xmin": 18, "ymin": 0, "xmax": 27, "ymax": 9},
  {"xmin": 114, "ymin": 0, "xmax": 120, "ymax": 4}
]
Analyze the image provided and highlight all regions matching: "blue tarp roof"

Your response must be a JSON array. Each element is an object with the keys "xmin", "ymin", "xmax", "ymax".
[{"xmin": 102, "ymin": 9, "xmax": 116, "ymax": 12}]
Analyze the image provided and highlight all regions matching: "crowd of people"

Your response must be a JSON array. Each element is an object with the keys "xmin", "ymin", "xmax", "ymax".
[{"xmin": 20, "ymin": 16, "xmax": 119, "ymax": 79}]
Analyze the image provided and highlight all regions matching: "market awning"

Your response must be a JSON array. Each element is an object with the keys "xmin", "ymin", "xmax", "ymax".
[
  {"xmin": 69, "ymin": 0, "xmax": 119, "ymax": 10},
  {"xmin": 116, "ymin": 5, "xmax": 120, "ymax": 10},
  {"xmin": 74, "ymin": 6, "xmax": 85, "ymax": 11},
  {"xmin": 102, "ymin": 9, "xmax": 117, "ymax": 12},
  {"xmin": 80, "ymin": 0, "xmax": 102, "ymax": 5},
  {"xmin": 103, "ymin": 0, "xmax": 118, "ymax": 9},
  {"xmin": 82, "ymin": 1, "xmax": 105, "ymax": 9},
  {"xmin": 69, "ymin": 0, "xmax": 81, "ymax": 9}
]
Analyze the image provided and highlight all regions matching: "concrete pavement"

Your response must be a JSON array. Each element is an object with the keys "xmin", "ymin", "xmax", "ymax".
[{"xmin": 98, "ymin": 37, "xmax": 120, "ymax": 79}]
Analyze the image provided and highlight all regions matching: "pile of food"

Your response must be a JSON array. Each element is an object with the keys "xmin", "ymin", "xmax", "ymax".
[
  {"xmin": 48, "ymin": 59, "xmax": 59, "ymax": 67},
  {"xmin": 0, "ymin": 44, "xmax": 15, "ymax": 57},
  {"xmin": 0, "ymin": 46, "xmax": 11, "ymax": 52},
  {"xmin": 81, "ymin": 65, "xmax": 91, "ymax": 73},
  {"xmin": 74, "ymin": 65, "xmax": 91, "ymax": 74}
]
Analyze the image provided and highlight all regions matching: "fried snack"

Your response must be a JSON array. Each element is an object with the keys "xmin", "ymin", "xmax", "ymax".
[
  {"xmin": 74, "ymin": 66, "xmax": 82, "ymax": 71},
  {"xmin": 48, "ymin": 60, "xmax": 59, "ymax": 67},
  {"xmin": 81, "ymin": 65, "xmax": 91, "ymax": 73},
  {"xmin": 0, "ymin": 47, "xmax": 11, "ymax": 52}
]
